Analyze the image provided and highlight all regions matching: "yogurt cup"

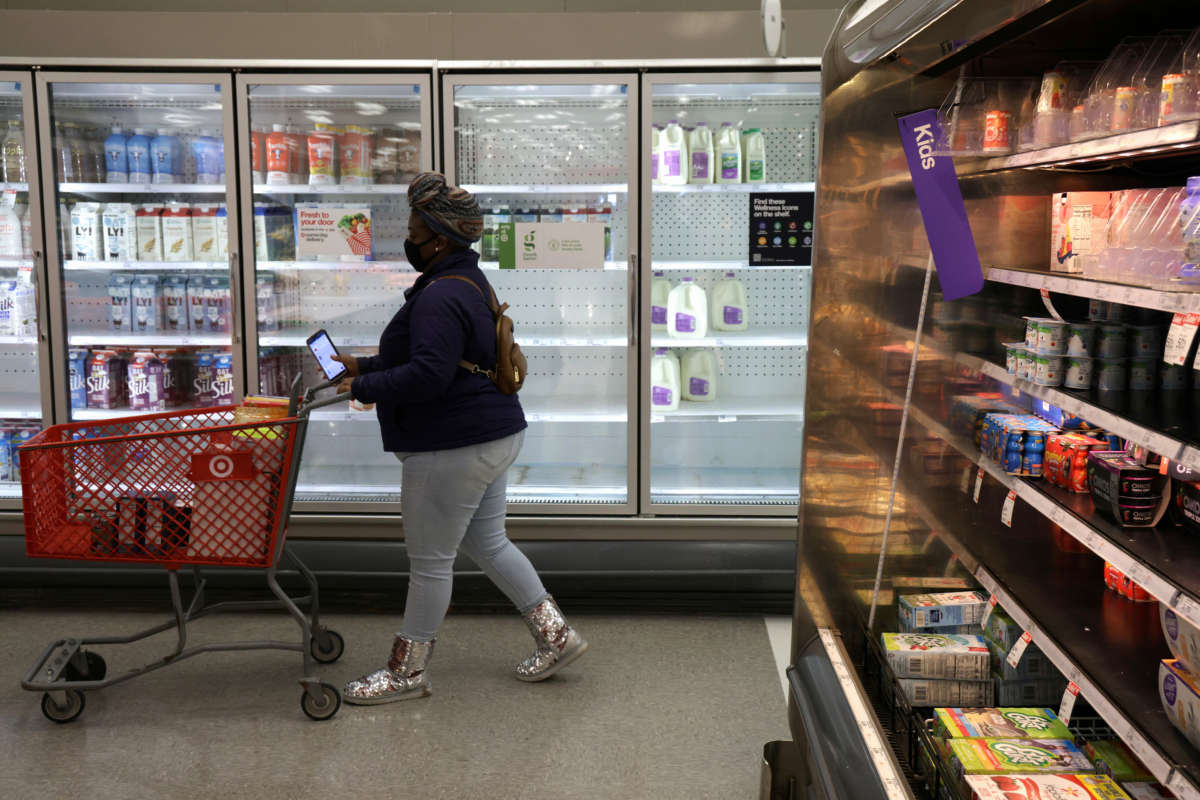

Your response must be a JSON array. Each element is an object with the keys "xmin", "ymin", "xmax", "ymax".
[
  {"xmin": 1064, "ymin": 356, "xmax": 1093, "ymax": 389},
  {"xmin": 1065, "ymin": 322, "xmax": 1097, "ymax": 356},
  {"xmin": 1118, "ymin": 499, "xmax": 1161, "ymax": 526},
  {"xmin": 1033, "ymin": 353, "xmax": 1064, "ymax": 386},
  {"xmin": 1128, "ymin": 324, "xmax": 1162, "ymax": 357},
  {"xmin": 1023, "ymin": 317, "xmax": 1039, "ymax": 349},
  {"xmin": 1018, "ymin": 349, "xmax": 1035, "ymax": 381},
  {"xmin": 1035, "ymin": 319, "xmax": 1067, "ymax": 355},
  {"xmin": 1130, "ymin": 357, "xmax": 1157, "ymax": 390},
  {"xmin": 1097, "ymin": 358, "xmax": 1127, "ymax": 391},
  {"xmin": 1097, "ymin": 324, "xmax": 1128, "ymax": 358},
  {"xmin": 1088, "ymin": 299, "xmax": 1128, "ymax": 322},
  {"xmin": 1003, "ymin": 342, "xmax": 1024, "ymax": 375},
  {"xmin": 1163, "ymin": 363, "xmax": 1188, "ymax": 391}
]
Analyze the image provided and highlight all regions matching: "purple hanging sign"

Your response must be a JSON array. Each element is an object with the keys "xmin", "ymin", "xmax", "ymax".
[{"xmin": 897, "ymin": 109, "xmax": 984, "ymax": 301}]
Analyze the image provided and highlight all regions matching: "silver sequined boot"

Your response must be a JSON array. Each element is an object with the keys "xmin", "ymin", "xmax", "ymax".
[
  {"xmin": 515, "ymin": 595, "xmax": 588, "ymax": 682},
  {"xmin": 343, "ymin": 635, "xmax": 434, "ymax": 705}
]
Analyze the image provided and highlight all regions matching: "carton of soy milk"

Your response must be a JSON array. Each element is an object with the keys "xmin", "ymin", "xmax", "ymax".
[
  {"xmin": 102, "ymin": 203, "xmax": 137, "ymax": 262},
  {"xmin": 213, "ymin": 353, "xmax": 235, "ymax": 406},
  {"xmin": 126, "ymin": 352, "xmax": 165, "ymax": 411},
  {"xmin": 68, "ymin": 348, "xmax": 88, "ymax": 409},
  {"xmin": 87, "ymin": 350, "xmax": 125, "ymax": 409},
  {"xmin": 193, "ymin": 351, "xmax": 214, "ymax": 406}
]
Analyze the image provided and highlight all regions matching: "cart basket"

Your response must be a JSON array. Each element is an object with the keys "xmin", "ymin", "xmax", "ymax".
[{"xmin": 20, "ymin": 406, "xmax": 301, "ymax": 569}]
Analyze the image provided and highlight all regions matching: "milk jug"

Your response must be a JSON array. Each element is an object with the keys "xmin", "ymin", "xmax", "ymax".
[
  {"xmin": 710, "ymin": 272, "xmax": 749, "ymax": 331},
  {"xmin": 650, "ymin": 348, "xmax": 681, "ymax": 412},
  {"xmin": 650, "ymin": 125, "xmax": 661, "ymax": 184},
  {"xmin": 667, "ymin": 276, "xmax": 708, "ymax": 338},
  {"xmin": 660, "ymin": 121, "xmax": 687, "ymax": 186},
  {"xmin": 650, "ymin": 270, "xmax": 672, "ymax": 332},
  {"xmin": 717, "ymin": 123, "xmax": 743, "ymax": 184},
  {"xmin": 688, "ymin": 123, "xmax": 714, "ymax": 184},
  {"xmin": 681, "ymin": 350, "xmax": 718, "ymax": 402},
  {"xmin": 744, "ymin": 128, "xmax": 766, "ymax": 183}
]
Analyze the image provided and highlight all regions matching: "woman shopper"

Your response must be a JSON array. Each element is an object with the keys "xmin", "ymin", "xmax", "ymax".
[{"xmin": 335, "ymin": 172, "xmax": 587, "ymax": 705}]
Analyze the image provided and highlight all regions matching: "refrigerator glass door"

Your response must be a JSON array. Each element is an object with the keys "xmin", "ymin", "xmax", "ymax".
[
  {"xmin": 37, "ymin": 75, "xmax": 241, "ymax": 425},
  {"xmin": 644, "ymin": 75, "xmax": 818, "ymax": 514},
  {"xmin": 0, "ymin": 74, "xmax": 49, "ymax": 502},
  {"xmin": 444, "ymin": 76, "xmax": 637, "ymax": 512},
  {"xmin": 238, "ymin": 76, "xmax": 432, "ymax": 506}
]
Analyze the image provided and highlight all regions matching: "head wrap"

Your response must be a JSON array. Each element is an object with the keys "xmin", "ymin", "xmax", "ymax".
[{"xmin": 408, "ymin": 171, "xmax": 483, "ymax": 245}]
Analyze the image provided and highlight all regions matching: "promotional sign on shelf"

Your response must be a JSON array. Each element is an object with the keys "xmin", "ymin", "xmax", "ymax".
[
  {"xmin": 498, "ymin": 222, "xmax": 605, "ymax": 270},
  {"xmin": 748, "ymin": 192, "xmax": 814, "ymax": 266},
  {"xmin": 896, "ymin": 109, "xmax": 984, "ymax": 301},
  {"xmin": 295, "ymin": 204, "xmax": 373, "ymax": 261}
]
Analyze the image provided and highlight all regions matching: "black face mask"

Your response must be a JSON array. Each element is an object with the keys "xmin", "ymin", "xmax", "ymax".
[{"xmin": 404, "ymin": 235, "xmax": 438, "ymax": 273}]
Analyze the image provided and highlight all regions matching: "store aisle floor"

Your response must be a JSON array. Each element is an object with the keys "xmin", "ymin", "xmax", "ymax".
[{"xmin": 0, "ymin": 610, "xmax": 788, "ymax": 799}]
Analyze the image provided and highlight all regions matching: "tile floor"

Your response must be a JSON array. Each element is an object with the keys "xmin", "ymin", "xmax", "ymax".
[{"xmin": 1, "ymin": 608, "xmax": 791, "ymax": 799}]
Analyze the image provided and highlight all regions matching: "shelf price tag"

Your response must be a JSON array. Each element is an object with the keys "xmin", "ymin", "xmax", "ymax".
[
  {"xmin": 973, "ymin": 468, "xmax": 984, "ymax": 504},
  {"xmin": 1039, "ymin": 288, "xmax": 1064, "ymax": 321},
  {"xmin": 1, "ymin": 189, "xmax": 15, "ymax": 209},
  {"xmin": 1164, "ymin": 312, "xmax": 1200, "ymax": 366},
  {"xmin": 1006, "ymin": 631, "xmax": 1033, "ymax": 669},
  {"xmin": 1058, "ymin": 682, "xmax": 1080, "ymax": 727},
  {"xmin": 960, "ymin": 465, "xmax": 973, "ymax": 495},
  {"xmin": 981, "ymin": 595, "xmax": 999, "ymax": 628},
  {"xmin": 1001, "ymin": 490, "xmax": 1017, "ymax": 527}
]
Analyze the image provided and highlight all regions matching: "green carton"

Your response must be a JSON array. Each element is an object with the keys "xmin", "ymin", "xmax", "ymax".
[
  {"xmin": 1083, "ymin": 740, "xmax": 1154, "ymax": 783},
  {"xmin": 946, "ymin": 738, "xmax": 1093, "ymax": 780}
]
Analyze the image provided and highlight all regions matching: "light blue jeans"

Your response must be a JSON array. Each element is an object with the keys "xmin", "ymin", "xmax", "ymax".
[{"xmin": 395, "ymin": 430, "xmax": 547, "ymax": 642}]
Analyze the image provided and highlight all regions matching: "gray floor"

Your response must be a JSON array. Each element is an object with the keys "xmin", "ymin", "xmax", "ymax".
[{"xmin": 0, "ymin": 609, "xmax": 788, "ymax": 799}]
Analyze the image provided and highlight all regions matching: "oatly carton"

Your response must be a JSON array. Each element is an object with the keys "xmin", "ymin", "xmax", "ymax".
[
  {"xmin": 162, "ymin": 275, "xmax": 188, "ymax": 331},
  {"xmin": 131, "ymin": 274, "xmax": 160, "ymax": 332},
  {"xmin": 68, "ymin": 348, "xmax": 88, "ymax": 409},
  {"xmin": 204, "ymin": 275, "xmax": 230, "ymax": 333},
  {"xmin": 108, "ymin": 272, "xmax": 132, "ymax": 331},
  {"xmin": 102, "ymin": 203, "xmax": 138, "ymax": 262},
  {"xmin": 87, "ymin": 350, "xmax": 125, "ymax": 409},
  {"xmin": 965, "ymin": 774, "xmax": 1132, "ymax": 800},
  {"xmin": 126, "ymin": 352, "xmax": 164, "ymax": 412},
  {"xmin": 899, "ymin": 591, "xmax": 989, "ymax": 630},
  {"xmin": 934, "ymin": 708, "xmax": 1072, "ymax": 741},
  {"xmin": 213, "ymin": 353, "xmax": 235, "ymax": 406},
  {"xmin": 186, "ymin": 275, "xmax": 207, "ymax": 332},
  {"xmin": 882, "ymin": 632, "xmax": 991, "ymax": 680}
]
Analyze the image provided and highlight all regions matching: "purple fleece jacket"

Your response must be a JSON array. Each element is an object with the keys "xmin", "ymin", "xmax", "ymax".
[{"xmin": 351, "ymin": 249, "xmax": 526, "ymax": 452}]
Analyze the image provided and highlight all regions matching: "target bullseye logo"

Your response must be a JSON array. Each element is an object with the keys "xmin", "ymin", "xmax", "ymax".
[{"xmin": 190, "ymin": 451, "xmax": 255, "ymax": 482}]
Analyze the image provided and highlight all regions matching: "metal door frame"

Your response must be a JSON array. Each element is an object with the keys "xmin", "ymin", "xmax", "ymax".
[
  {"xmin": 440, "ymin": 70, "xmax": 640, "ymax": 517},
  {"xmin": 0, "ymin": 71, "xmax": 52, "ymax": 510},
  {"xmin": 35, "ymin": 71, "xmax": 242, "ymax": 426},
  {"xmin": 639, "ymin": 69, "xmax": 819, "ymax": 518},
  {"xmin": 234, "ymin": 70, "xmax": 434, "ymax": 515}
]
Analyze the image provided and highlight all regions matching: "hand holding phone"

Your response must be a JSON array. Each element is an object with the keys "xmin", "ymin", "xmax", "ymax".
[{"xmin": 306, "ymin": 329, "xmax": 348, "ymax": 381}]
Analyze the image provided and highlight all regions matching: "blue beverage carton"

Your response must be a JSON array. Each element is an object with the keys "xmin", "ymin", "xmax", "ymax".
[
  {"xmin": 0, "ymin": 426, "xmax": 11, "ymax": 481},
  {"xmin": 899, "ymin": 591, "xmax": 989, "ymax": 630},
  {"xmin": 213, "ymin": 353, "xmax": 235, "ymax": 406},
  {"xmin": 11, "ymin": 426, "xmax": 37, "ymax": 483},
  {"xmin": 68, "ymin": 348, "xmax": 89, "ymax": 409}
]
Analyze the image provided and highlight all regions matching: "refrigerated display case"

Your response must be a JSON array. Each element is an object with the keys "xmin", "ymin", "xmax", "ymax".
[
  {"xmin": 0, "ymin": 72, "xmax": 50, "ymax": 504},
  {"xmin": 642, "ymin": 74, "xmax": 817, "ymax": 514},
  {"xmin": 790, "ymin": 0, "xmax": 1200, "ymax": 797},
  {"xmin": 235, "ymin": 74, "xmax": 433, "ymax": 507},
  {"xmin": 442, "ymin": 73, "xmax": 638, "ymax": 513},
  {"xmin": 36, "ymin": 74, "xmax": 242, "ymax": 426}
]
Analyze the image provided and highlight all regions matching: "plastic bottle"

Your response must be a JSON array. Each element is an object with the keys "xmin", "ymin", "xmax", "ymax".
[
  {"xmin": 659, "ymin": 120, "xmax": 687, "ymax": 186},
  {"xmin": 2, "ymin": 119, "xmax": 25, "ymax": 185},
  {"xmin": 650, "ymin": 348, "xmax": 681, "ymax": 412},
  {"xmin": 650, "ymin": 124, "xmax": 661, "ymax": 183},
  {"xmin": 126, "ymin": 128, "xmax": 152, "ymax": 184},
  {"xmin": 667, "ymin": 276, "xmax": 708, "ymax": 338},
  {"xmin": 681, "ymin": 349, "xmax": 718, "ymax": 402},
  {"xmin": 151, "ymin": 129, "xmax": 179, "ymax": 184},
  {"xmin": 744, "ymin": 128, "xmax": 766, "ymax": 183},
  {"xmin": 710, "ymin": 271, "xmax": 749, "ymax": 331},
  {"xmin": 67, "ymin": 125, "xmax": 88, "ymax": 184},
  {"xmin": 716, "ymin": 122, "xmax": 742, "ymax": 184},
  {"xmin": 650, "ymin": 270, "xmax": 672, "ymax": 333},
  {"xmin": 266, "ymin": 124, "xmax": 291, "ymax": 185},
  {"xmin": 285, "ymin": 124, "xmax": 307, "ymax": 184},
  {"xmin": 85, "ymin": 129, "xmax": 105, "ymax": 183},
  {"xmin": 104, "ymin": 126, "xmax": 127, "ymax": 184},
  {"xmin": 688, "ymin": 122, "xmax": 714, "ymax": 184}
]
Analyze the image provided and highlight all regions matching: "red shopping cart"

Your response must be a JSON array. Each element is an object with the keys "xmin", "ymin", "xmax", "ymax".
[{"xmin": 20, "ymin": 375, "xmax": 350, "ymax": 723}]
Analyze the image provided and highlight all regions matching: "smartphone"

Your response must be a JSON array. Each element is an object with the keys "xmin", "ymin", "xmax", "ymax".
[{"xmin": 306, "ymin": 328, "xmax": 348, "ymax": 381}]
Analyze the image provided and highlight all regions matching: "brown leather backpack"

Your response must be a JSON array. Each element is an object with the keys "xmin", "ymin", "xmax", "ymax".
[{"xmin": 430, "ymin": 275, "xmax": 527, "ymax": 395}]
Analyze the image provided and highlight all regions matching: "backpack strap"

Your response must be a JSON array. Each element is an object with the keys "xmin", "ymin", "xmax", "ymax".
[{"xmin": 428, "ymin": 274, "xmax": 500, "ymax": 379}]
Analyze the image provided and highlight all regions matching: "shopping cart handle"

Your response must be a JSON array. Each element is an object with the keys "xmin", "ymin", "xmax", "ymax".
[
  {"xmin": 300, "ymin": 391, "xmax": 353, "ymax": 416},
  {"xmin": 287, "ymin": 373, "xmax": 351, "ymax": 417}
]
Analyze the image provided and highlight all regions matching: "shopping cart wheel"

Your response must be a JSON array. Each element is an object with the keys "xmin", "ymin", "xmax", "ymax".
[
  {"xmin": 41, "ymin": 690, "xmax": 85, "ymax": 724},
  {"xmin": 65, "ymin": 651, "xmax": 107, "ymax": 682},
  {"xmin": 300, "ymin": 682, "xmax": 341, "ymax": 721},
  {"xmin": 310, "ymin": 629, "xmax": 345, "ymax": 664}
]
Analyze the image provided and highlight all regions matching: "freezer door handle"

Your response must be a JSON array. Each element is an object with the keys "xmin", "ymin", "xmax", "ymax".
[
  {"xmin": 628, "ymin": 252, "xmax": 638, "ymax": 348},
  {"xmin": 229, "ymin": 251, "xmax": 241, "ymax": 346},
  {"xmin": 32, "ymin": 249, "xmax": 46, "ymax": 344}
]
